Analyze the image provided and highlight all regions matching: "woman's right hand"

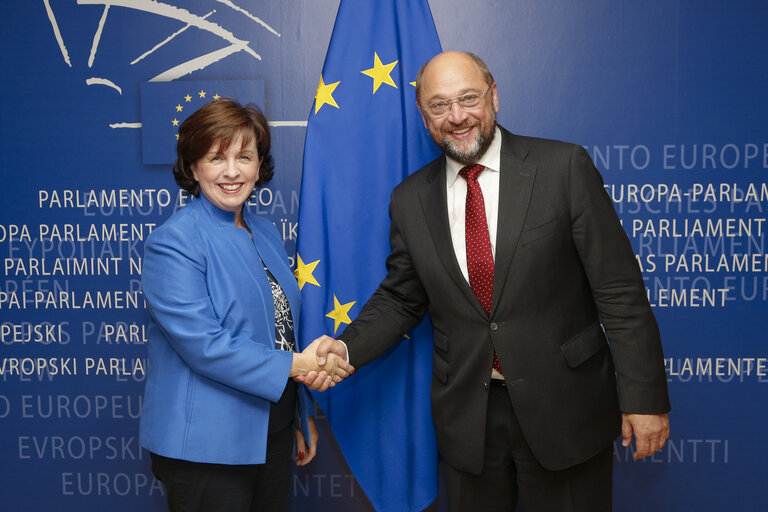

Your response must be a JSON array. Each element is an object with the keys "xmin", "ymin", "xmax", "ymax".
[{"xmin": 290, "ymin": 336, "xmax": 354, "ymax": 391}]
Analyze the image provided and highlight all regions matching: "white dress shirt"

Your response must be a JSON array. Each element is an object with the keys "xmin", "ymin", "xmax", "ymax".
[{"xmin": 446, "ymin": 126, "xmax": 502, "ymax": 283}]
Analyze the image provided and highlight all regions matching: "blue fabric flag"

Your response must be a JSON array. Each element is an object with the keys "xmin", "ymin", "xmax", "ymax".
[{"xmin": 296, "ymin": 1, "xmax": 442, "ymax": 511}]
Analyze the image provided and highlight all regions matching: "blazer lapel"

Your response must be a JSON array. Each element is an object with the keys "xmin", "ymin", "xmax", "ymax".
[
  {"xmin": 490, "ymin": 130, "xmax": 536, "ymax": 315},
  {"xmin": 420, "ymin": 157, "xmax": 490, "ymax": 317},
  {"xmin": 250, "ymin": 221, "xmax": 302, "ymax": 323}
]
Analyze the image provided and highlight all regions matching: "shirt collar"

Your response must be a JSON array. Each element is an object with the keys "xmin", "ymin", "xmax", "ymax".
[{"xmin": 446, "ymin": 125, "xmax": 502, "ymax": 187}]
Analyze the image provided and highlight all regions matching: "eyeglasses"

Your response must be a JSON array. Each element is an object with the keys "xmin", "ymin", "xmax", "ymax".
[{"xmin": 421, "ymin": 84, "xmax": 493, "ymax": 118}]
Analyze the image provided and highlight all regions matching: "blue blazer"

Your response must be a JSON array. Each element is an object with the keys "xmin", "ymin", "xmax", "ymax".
[{"xmin": 139, "ymin": 193, "xmax": 313, "ymax": 465}]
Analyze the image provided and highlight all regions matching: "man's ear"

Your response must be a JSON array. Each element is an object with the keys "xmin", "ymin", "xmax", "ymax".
[{"xmin": 417, "ymin": 102, "xmax": 429, "ymax": 129}]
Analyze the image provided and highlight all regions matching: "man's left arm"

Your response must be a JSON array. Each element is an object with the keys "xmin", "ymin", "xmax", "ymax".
[{"xmin": 568, "ymin": 144, "xmax": 671, "ymax": 457}]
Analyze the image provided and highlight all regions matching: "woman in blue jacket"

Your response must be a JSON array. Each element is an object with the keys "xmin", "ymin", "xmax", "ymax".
[{"xmin": 140, "ymin": 99, "xmax": 352, "ymax": 512}]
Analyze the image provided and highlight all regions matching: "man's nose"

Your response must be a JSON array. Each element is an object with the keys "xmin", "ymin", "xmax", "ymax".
[{"xmin": 446, "ymin": 101, "xmax": 469, "ymax": 124}]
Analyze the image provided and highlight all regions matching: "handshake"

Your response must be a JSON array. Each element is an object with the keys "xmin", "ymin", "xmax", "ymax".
[{"xmin": 289, "ymin": 335, "xmax": 354, "ymax": 391}]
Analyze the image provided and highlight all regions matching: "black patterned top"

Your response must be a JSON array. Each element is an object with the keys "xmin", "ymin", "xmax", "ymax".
[{"xmin": 264, "ymin": 264, "xmax": 296, "ymax": 352}]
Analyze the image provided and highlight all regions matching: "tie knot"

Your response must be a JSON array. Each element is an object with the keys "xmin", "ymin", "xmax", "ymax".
[{"xmin": 459, "ymin": 164, "xmax": 484, "ymax": 182}]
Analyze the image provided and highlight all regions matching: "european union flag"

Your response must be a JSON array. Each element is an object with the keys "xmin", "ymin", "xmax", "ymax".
[
  {"xmin": 140, "ymin": 80, "xmax": 264, "ymax": 164},
  {"xmin": 296, "ymin": 1, "xmax": 442, "ymax": 511}
]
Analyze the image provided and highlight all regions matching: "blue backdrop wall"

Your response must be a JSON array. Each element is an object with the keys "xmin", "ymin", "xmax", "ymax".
[{"xmin": 1, "ymin": 1, "xmax": 766, "ymax": 510}]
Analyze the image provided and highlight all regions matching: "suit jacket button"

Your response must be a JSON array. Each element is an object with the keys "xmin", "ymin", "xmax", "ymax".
[
  {"xmin": 490, "ymin": 322, "xmax": 498, "ymax": 331},
  {"xmin": 483, "ymin": 381, "xmax": 489, "ymax": 390}
]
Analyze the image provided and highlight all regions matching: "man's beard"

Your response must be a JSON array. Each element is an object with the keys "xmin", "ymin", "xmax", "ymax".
[{"xmin": 440, "ymin": 121, "xmax": 496, "ymax": 165}]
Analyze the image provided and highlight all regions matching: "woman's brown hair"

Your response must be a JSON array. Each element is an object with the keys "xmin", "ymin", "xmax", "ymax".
[{"xmin": 173, "ymin": 98, "xmax": 275, "ymax": 196}]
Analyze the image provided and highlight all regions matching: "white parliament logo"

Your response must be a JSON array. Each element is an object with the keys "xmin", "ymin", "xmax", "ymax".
[{"xmin": 42, "ymin": 0, "xmax": 303, "ymax": 128}]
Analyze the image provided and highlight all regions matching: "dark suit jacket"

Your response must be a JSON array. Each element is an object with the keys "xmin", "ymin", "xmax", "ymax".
[{"xmin": 341, "ymin": 127, "xmax": 670, "ymax": 473}]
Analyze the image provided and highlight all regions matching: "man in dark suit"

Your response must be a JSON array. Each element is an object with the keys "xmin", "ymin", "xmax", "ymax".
[{"xmin": 307, "ymin": 51, "xmax": 670, "ymax": 511}]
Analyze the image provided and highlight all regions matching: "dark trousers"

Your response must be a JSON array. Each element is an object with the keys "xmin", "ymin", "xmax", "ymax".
[
  {"xmin": 444, "ymin": 380, "xmax": 613, "ymax": 512},
  {"xmin": 151, "ymin": 381, "xmax": 297, "ymax": 512}
]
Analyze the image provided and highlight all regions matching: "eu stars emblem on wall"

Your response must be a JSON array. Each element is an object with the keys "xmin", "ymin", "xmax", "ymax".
[{"xmin": 140, "ymin": 80, "xmax": 265, "ymax": 165}]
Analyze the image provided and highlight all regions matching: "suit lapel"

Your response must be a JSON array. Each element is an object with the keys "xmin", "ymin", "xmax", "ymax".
[
  {"xmin": 490, "ymin": 130, "xmax": 536, "ymax": 315},
  {"xmin": 419, "ymin": 158, "xmax": 487, "ymax": 316},
  {"xmin": 418, "ymin": 129, "xmax": 537, "ymax": 318}
]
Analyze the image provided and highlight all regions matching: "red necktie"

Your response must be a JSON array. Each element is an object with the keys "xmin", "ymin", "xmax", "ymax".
[{"xmin": 459, "ymin": 164, "xmax": 503, "ymax": 376}]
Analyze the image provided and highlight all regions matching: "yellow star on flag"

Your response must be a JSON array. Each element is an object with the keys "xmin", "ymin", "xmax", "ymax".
[
  {"xmin": 361, "ymin": 52, "xmax": 398, "ymax": 93},
  {"xmin": 172, "ymin": 118, "xmax": 179, "ymax": 126},
  {"xmin": 184, "ymin": 94, "xmax": 192, "ymax": 102},
  {"xmin": 314, "ymin": 75, "xmax": 340, "ymax": 114},
  {"xmin": 175, "ymin": 104, "xmax": 183, "ymax": 112},
  {"xmin": 213, "ymin": 94, "xmax": 221, "ymax": 100},
  {"xmin": 198, "ymin": 90, "xmax": 207, "ymax": 98},
  {"xmin": 326, "ymin": 295, "xmax": 356, "ymax": 334},
  {"xmin": 294, "ymin": 254, "xmax": 320, "ymax": 290}
]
